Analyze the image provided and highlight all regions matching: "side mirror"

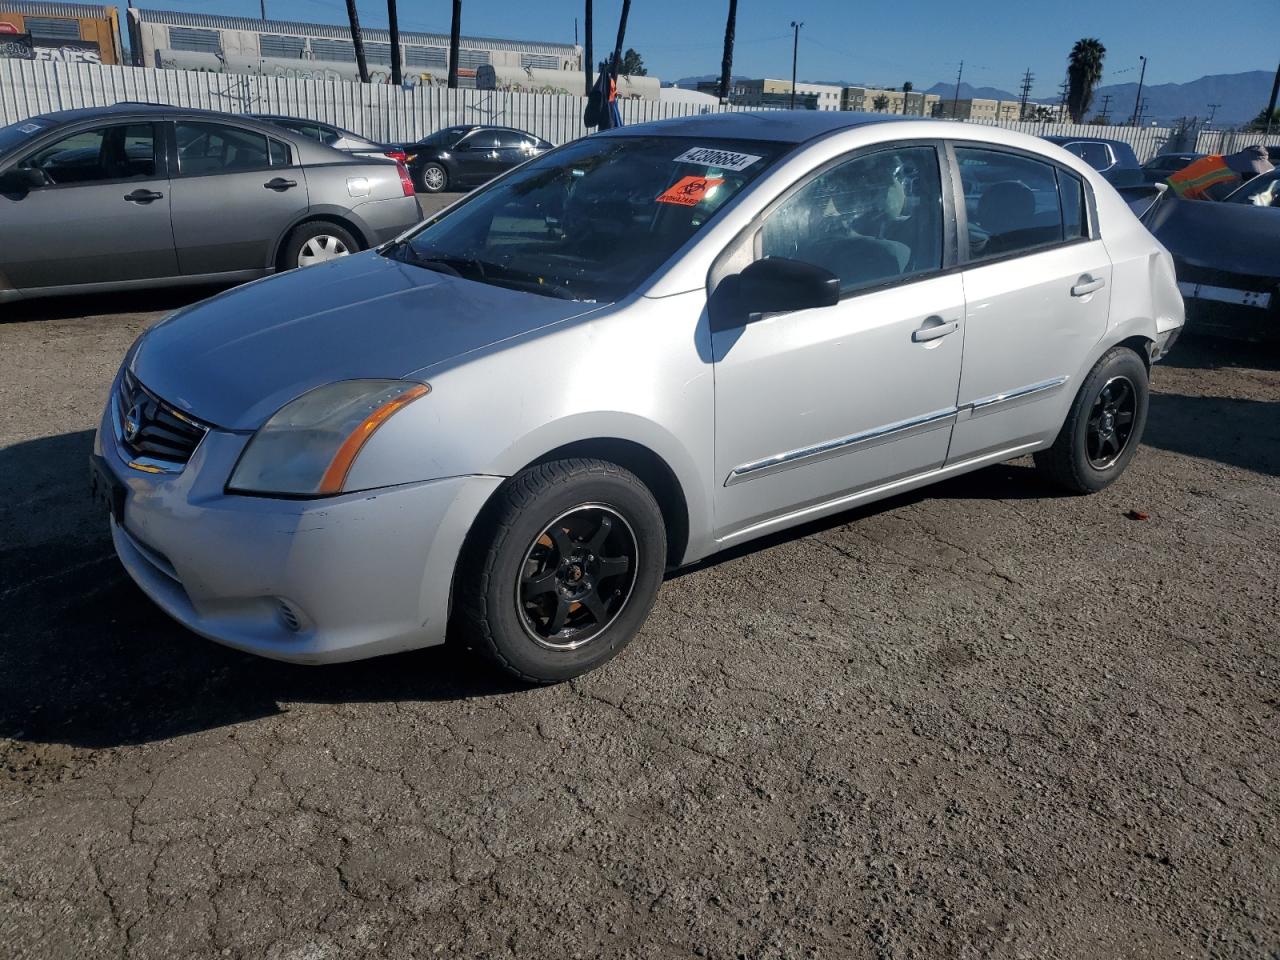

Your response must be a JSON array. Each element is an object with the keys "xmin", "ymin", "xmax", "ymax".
[
  {"xmin": 0, "ymin": 167, "xmax": 46, "ymax": 192},
  {"xmin": 711, "ymin": 257, "xmax": 841, "ymax": 331}
]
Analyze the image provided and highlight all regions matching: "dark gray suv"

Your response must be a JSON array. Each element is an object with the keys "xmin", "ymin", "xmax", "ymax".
[{"xmin": 0, "ymin": 104, "xmax": 422, "ymax": 303}]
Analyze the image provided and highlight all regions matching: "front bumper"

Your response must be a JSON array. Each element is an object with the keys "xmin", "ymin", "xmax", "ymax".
[{"xmin": 95, "ymin": 389, "xmax": 502, "ymax": 664}]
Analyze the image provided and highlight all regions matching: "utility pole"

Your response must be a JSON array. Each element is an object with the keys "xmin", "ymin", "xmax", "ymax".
[
  {"xmin": 1097, "ymin": 93, "xmax": 1112, "ymax": 124},
  {"xmin": 387, "ymin": 0, "xmax": 401, "ymax": 86},
  {"xmin": 789, "ymin": 21, "xmax": 803, "ymax": 110},
  {"xmin": 1265, "ymin": 61, "xmax": 1279, "ymax": 137},
  {"xmin": 584, "ymin": 1, "xmax": 593, "ymax": 107},
  {"xmin": 1131, "ymin": 55, "xmax": 1147, "ymax": 127},
  {"xmin": 610, "ymin": 0, "xmax": 631, "ymax": 83},
  {"xmin": 1018, "ymin": 68, "xmax": 1034, "ymax": 120},
  {"xmin": 447, "ymin": 0, "xmax": 461, "ymax": 88},
  {"xmin": 345, "ymin": 0, "xmax": 369, "ymax": 83},
  {"xmin": 951, "ymin": 60, "xmax": 963, "ymax": 118},
  {"xmin": 1134, "ymin": 97, "xmax": 1149, "ymax": 127},
  {"xmin": 259, "ymin": 0, "xmax": 266, "ymax": 19},
  {"xmin": 1206, "ymin": 102, "xmax": 1220, "ymax": 125}
]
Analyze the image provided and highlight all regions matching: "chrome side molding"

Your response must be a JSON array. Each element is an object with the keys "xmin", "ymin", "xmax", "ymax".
[
  {"xmin": 964, "ymin": 376, "xmax": 1069, "ymax": 418},
  {"xmin": 726, "ymin": 375, "xmax": 1069, "ymax": 487},
  {"xmin": 726, "ymin": 406, "xmax": 958, "ymax": 486}
]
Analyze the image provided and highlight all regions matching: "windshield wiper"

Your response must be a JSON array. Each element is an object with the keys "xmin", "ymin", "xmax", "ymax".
[{"xmin": 382, "ymin": 243, "xmax": 577, "ymax": 300}]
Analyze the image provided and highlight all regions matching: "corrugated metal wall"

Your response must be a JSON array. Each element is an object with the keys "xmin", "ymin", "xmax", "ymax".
[
  {"xmin": 0, "ymin": 59, "xmax": 753, "ymax": 146},
  {"xmin": 4, "ymin": 59, "xmax": 1277, "ymax": 161}
]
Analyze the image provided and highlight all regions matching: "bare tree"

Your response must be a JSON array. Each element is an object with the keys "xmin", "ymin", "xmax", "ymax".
[
  {"xmin": 718, "ymin": 0, "xmax": 738, "ymax": 101},
  {"xmin": 447, "ymin": 0, "xmax": 462, "ymax": 89}
]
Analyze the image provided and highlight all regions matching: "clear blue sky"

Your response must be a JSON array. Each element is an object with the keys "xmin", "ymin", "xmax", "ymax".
[{"xmin": 153, "ymin": 0, "xmax": 1275, "ymax": 99}]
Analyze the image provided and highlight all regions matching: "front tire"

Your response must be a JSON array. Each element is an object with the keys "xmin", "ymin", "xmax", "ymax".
[
  {"xmin": 456, "ymin": 459, "xmax": 667, "ymax": 684},
  {"xmin": 1034, "ymin": 346, "xmax": 1149, "ymax": 494}
]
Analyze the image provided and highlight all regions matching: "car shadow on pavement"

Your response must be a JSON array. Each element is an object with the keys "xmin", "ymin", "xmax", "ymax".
[
  {"xmin": 0, "ymin": 432, "xmax": 531, "ymax": 751},
  {"xmin": 1161, "ymin": 333, "xmax": 1280, "ymax": 372},
  {"xmin": 1144, "ymin": 392, "xmax": 1280, "ymax": 477},
  {"xmin": 1, "ymin": 285, "xmax": 231, "ymax": 324}
]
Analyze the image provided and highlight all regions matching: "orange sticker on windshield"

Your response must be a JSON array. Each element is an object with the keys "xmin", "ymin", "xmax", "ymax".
[{"xmin": 656, "ymin": 175, "xmax": 724, "ymax": 206}]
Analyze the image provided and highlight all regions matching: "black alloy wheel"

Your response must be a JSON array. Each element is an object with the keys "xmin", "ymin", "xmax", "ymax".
[
  {"xmin": 1085, "ymin": 376, "xmax": 1137, "ymax": 469},
  {"xmin": 517, "ymin": 505, "xmax": 637, "ymax": 650}
]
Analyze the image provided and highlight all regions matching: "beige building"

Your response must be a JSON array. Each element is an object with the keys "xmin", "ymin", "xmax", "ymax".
[
  {"xmin": 938, "ymin": 98, "xmax": 1045, "ymax": 122},
  {"xmin": 700, "ymin": 78, "xmax": 844, "ymax": 111},
  {"xmin": 841, "ymin": 86, "xmax": 940, "ymax": 116}
]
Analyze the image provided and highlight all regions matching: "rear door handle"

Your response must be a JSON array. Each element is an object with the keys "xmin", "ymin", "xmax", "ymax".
[
  {"xmin": 123, "ymin": 189, "xmax": 163, "ymax": 203},
  {"xmin": 1071, "ymin": 275, "xmax": 1106, "ymax": 297},
  {"xmin": 912, "ymin": 316, "xmax": 959, "ymax": 342},
  {"xmin": 264, "ymin": 177, "xmax": 298, "ymax": 191}
]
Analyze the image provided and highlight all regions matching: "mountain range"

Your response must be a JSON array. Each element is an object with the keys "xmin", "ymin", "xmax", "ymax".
[{"xmin": 675, "ymin": 71, "xmax": 1275, "ymax": 125}]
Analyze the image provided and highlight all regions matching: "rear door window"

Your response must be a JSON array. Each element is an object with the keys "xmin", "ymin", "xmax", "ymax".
[
  {"xmin": 956, "ymin": 147, "xmax": 1068, "ymax": 261},
  {"xmin": 1058, "ymin": 169, "xmax": 1086, "ymax": 240},
  {"xmin": 176, "ymin": 121, "xmax": 280, "ymax": 175}
]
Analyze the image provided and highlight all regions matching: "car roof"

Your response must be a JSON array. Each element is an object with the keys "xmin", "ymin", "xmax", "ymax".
[
  {"xmin": 602, "ymin": 110, "xmax": 913, "ymax": 143},
  {"xmin": 12, "ymin": 103, "xmax": 372, "ymax": 165}
]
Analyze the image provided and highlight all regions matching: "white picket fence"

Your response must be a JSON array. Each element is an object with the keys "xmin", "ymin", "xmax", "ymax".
[{"xmin": 3, "ymin": 58, "xmax": 1277, "ymax": 162}]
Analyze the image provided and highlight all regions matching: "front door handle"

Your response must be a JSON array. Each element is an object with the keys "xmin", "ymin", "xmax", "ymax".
[
  {"xmin": 1071, "ymin": 274, "xmax": 1106, "ymax": 297},
  {"xmin": 912, "ymin": 316, "xmax": 959, "ymax": 342},
  {"xmin": 124, "ymin": 189, "xmax": 163, "ymax": 203},
  {"xmin": 264, "ymin": 177, "xmax": 298, "ymax": 191}
]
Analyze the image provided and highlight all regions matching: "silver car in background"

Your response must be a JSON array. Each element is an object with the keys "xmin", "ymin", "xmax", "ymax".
[
  {"xmin": 92, "ymin": 112, "xmax": 1184, "ymax": 683},
  {"xmin": 0, "ymin": 104, "xmax": 422, "ymax": 303}
]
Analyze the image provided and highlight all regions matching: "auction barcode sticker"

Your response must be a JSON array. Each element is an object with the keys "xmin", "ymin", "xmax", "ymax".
[{"xmin": 673, "ymin": 147, "xmax": 762, "ymax": 172}]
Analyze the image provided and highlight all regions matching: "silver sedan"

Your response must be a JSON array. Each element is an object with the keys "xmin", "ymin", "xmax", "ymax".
[
  {"xmin": 93, "ymin": 112, "xmax": 1184, "ymax": 682},
  {"xmin": 0, "ymin": 103, "xmax": 422, "ymax": 303}
]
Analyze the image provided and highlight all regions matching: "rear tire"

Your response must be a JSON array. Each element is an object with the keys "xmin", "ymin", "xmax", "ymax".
[
  {"xmin": 1034, "ymin": 346, "xmax": 1149, "ymax": 494},
  {"xmin": 280, "ymin": 221, "xmax": 358, "ymax": 271},
  {"xmin": 417, "ymin": 162, "xmax": 448, "ymax": 193},
  {"xmin": 455, "ymin": 459, "xmax": 667, "ymax": 684}
]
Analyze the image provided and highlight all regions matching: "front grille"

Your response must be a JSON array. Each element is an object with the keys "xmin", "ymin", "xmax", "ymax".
[{"xmin": 114, "ymin": 369, "xmax": 209, "ymax": 472}]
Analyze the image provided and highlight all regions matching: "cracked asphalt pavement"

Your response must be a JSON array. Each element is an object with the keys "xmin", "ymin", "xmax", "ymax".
[{"xmin": 1, "ymin": 270, "xmax": 1278, "ymax": 957}]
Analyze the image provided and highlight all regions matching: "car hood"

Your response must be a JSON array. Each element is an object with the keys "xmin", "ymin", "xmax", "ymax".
[
  {"xmin": 1144, "ymin": 195, "xmax": 1280, "ymax": 278},
  {"xmin": 131, "ymin": 251, "xmax": 607, "ymax": 431}
]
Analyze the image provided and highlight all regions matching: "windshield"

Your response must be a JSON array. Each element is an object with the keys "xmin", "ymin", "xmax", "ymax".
[
  {"xmin": 419, "ymin": 127, "xmax": 470, "ymax": 148},
  {"xmin": 0, "ymin": 118, "xmax": 51, "ymax": 156},
  {"xmin": 1228, "ymin": 169, "xmax": 1280, "ymax": 207},
  {"xmin": 388, "ymin": 135, "xmax": 788, "ymax": 301}
]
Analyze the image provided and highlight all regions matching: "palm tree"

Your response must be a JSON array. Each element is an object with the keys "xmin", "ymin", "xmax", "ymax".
[
  {"xmin": 1066, "ymin": 38, "xmax": 1106, "ymax": 123},
  {"xmin": 873, "ymin": 94, "xmax": 889, "ymax": 112},
  {"xmin": 718, "ymin": 0, "xmax": 738, "ymax": 102},
  {"xmin": 344, "ymin": 0, "xmax": 369, "ymax": 83},
  {"xmin": 902, "ymin": 81, "xmax": 913, "ymax": 93},
  {"xmin": 447, "ymin": 0, "xmax": 462, "ymax": 89}
]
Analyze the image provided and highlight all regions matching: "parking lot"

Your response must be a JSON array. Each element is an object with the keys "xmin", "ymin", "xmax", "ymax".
[{"xmin": 2, "ymin": 203, "xmax": 1278, "ymax": 956}]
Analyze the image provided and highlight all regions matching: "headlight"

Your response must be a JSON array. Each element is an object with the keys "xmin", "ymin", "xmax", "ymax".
[{"xmin": 228, "ymin": 380, "xmax": 429, "ymax": 496}]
